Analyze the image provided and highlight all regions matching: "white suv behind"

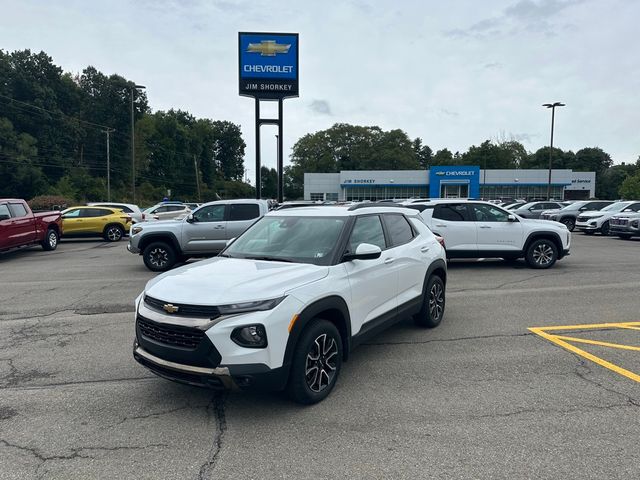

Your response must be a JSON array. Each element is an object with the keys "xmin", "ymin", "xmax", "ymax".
[
  {"xmin": 133, "ymin": 205, "xmax": 447, "ymax": 404},
  {"xmin": 405, "ymin": 199, "xmax": 570, "ymax": 268},
  {"xmin": 575, "ymin": 201, "xmax": 640, "ymax": 235}
]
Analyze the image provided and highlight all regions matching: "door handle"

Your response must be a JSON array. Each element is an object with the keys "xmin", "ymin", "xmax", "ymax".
[
  {"xmin": 435, "ymin": 224, "xmax": 447, "ymax": 227},
  {"xmin": 420, "ymin": 246, "xmax": 430, "ymax": 253},
  {"xmin": 213, "ymin": 225, "xmax": 224, "ymax": 230},
  {"xmin": 479, "ymin": 225, "xmax": 491, "ymax": 229},
  {"xmin": 384, "ymin": 258, "xmax": 394, "ymax": 265}
]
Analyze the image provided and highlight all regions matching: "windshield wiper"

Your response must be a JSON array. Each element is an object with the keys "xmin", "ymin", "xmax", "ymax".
[
  {"xmin": 243, "ymin": 255, "xmax": 296, "ymax": 263},
  {"xmin": 218, "ymin": 253, "xmax": 234, "ymax": 258}
]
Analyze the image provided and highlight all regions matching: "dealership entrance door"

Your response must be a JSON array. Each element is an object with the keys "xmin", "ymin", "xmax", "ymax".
[{"xmin": 440, "ymin": 182, "xmax": 469, "ymax": 198}]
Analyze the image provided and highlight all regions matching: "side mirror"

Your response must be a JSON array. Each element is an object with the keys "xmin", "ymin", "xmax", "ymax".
[
  {"xmin": 186, "ymin": 214, "xmax": 195, "ymax": 223},
  {"xmin": 0, "ymin": 214, "xmax": 10, "ymax": 221},
  {"xmin": 343, "ymin": 243, "xmax": 382, "ymax": 261},
  {"xmin": 507, "ymin": 214, "xmax": 517, "ymax": 222},
  {"xmin": 226, "ymin": 237, "xmax": 236, "ymax": 246}
]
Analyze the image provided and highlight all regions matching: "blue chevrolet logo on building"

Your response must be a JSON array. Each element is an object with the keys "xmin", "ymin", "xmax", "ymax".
[{"xmin": 429, "ymin": 166, "xmax": 480, "ymax": 198}]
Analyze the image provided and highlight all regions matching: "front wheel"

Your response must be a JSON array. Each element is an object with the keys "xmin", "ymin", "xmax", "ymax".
[
  {"xmin": 561, "ymin": 218, "xmax": 575, "ymax": 231},
  {"xmin": 600, "ymin": 221, "xmax": 610, "ymax": 236},
  {"xmin": 414, "ymin": 274, "xmax": 445, "ymax": 328},
  {"xmin": 142, "ymin": 242, "xmax": 177, "ymax": 272},
  {"xmin": 287, "ymin": 319, "xmax": 342, "ymax": 405},
  {"xmin": 104, "ymin": 225, "xmax": 124, "ymax": 242},
  {"xmin": 526, "ymin": 239, "xmax": 558, "ymax": 269},
  {"xmin": 41, "ymin": 228, "xmax": 59, "ymax": 251}
]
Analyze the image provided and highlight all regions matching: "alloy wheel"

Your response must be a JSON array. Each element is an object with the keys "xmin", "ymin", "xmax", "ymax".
[
  {"xmin": 305, "ymin": 333, "xmax": 338, "ymax": 393},
  {"xmin": 48, "ymin": 231, "xmax": 57, "ymax": 249},
  {"xmin": 532, "ymin": 243, "xmax": 554, "ymax": 266},
  {"xmin": 107, "ymin": 227, "xmax": 122, "ymax": 241},
  {"xmin": 429, "ymin": 282, "xmax": 444, "ymax": 321},
  {"xmin": 149, "ymin": 248, "xmax": 168, "ymax": 268}
]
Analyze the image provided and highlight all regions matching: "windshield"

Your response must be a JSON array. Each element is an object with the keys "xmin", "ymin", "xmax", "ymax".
[
  {"xmin": 600, "ymin": 202, "xmax": 629, "ymax": 212},
  {"xmin": 516, "ymin": 202, "xmax": 535, "ymax": 210},
  {"xmin": 224, "ymin": 216, "xmax": 347, "ymax": 266},
  {"xmin": 560, "ymin": 201, "xmax": 588, "ymax": 211}
]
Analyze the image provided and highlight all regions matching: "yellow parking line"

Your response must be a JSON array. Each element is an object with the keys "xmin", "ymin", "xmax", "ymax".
[
  {"xmin": 528, "ymin": 327, "xmax": 640, "ymax": 383},
  {"xmin": 552, "ymin": 335, "xmax": 640, "ymax": 352},
  {"xmin": 614, "ymin": 324, "xmax": 640, "ymax": 331},
  {"xmin": 530, "ymin": 321, "xmax": 640, "ymax": 332}
]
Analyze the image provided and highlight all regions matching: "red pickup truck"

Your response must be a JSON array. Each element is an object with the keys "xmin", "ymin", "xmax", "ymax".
[{"xmin": 0, "ymin": 199, "xmax": 63, "ymax": 253}]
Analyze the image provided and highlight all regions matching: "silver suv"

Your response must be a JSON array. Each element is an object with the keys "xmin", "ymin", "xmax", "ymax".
[{"xmin": 128, "ymin": 199, "xmax": 269, "ymax": 271}]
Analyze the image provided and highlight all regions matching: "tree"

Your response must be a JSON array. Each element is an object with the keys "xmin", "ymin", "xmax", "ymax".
[
  {"xmin": 432, "ymin": 148, "xmax": 453, "ymax": 165},
  {"xmin": 596, "ymin": 164, "xmax": 637, "ymax": 199},
  {"xmin": 569, "ymin": 147, "xmax": 613, "ymax": 175},
  {"xmin": 412, "ymin": 138, "xmax": 433, "ymax": 169},
  {"xmin": 618, "ymin": 173, "xmax": 640, "ymax": 199},
  {"xmin": 260, "ymin": 166, "xmax": 278, "ymax": 199}
]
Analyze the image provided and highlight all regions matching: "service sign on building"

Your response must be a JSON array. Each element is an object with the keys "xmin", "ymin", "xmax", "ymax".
[{"xmin": 239, "ymin": 32, "xmax": 299, "ymax": 99}]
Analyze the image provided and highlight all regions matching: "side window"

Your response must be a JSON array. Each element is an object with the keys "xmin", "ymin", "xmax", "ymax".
[
  {"xmin": 193, "ymin": 205, "xmax": 226, "ymax": 223},
  {"xmin": 433, "ymin": 204, "xmax": 471, "ymax": 222},
  {"xmin": 168, "ymin": 205, "xmax": 186, "ymax": 212},
  {"xmin": 630, "ymin": 203, "xmax": 640, "ymax": 212},
  {"xmin": 63, "ymin": 209, "xmax": 82, "ymax": 218},
  {"xmin": 9, "ymin": 203, "xmax": 28, "ymax": 218},
  {"xmin": 472, "ymin": 204, "xmax": 509, "ymax": 222},
  {"xmin": 154, "ymin": 206, "xmax": 168, "ymax": 213},
  {"xmin": 384, "ymin": 214, "xmax": 414, "ymax": 247},
  {"xmin": 0, "ymin": 204, "xmax": 11, "ymax": 219},
  {"xmin": 229, "ymin": 204, "xmax": 260, "ymax": 221},
  {"xmin": 80, "ymin": 208, "xmax": 101, "ymax": 218},
  {"xmin": 348, "ymin": 215, "xmax": 386, "ymax": 252}
]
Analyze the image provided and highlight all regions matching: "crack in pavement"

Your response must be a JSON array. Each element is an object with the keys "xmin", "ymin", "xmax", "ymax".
[
  {"xmin": 363, "ymin": 331, "xmax": 532, "ymax": 347},
  {"xmin": 110, "ymin": 401, "xmax": 211, "ymax": 428},
  {"xmin": 0, "ymin": 375, "xmax": 156, "ymax": 391},
  {"xmin": 0, "ymin": 358, "xmax": 54, "ymax": 388},
  {"xmin": 0, "ymin": 438, "xmax": 168, "ymax": 479},
  {"xmin": 448, "ymin": 273, "xmax": 553, "ymax": 293},
  {"xmin": 471, "ymin": 400, "xmax": 639, "ymax": 420},
  {"xmin": 197, "ymin": 393, "xmax": 228, "ymax": 480},
  {"xmin": 573, "ymin": 358, "xmax": 640, "ymax": 407}
]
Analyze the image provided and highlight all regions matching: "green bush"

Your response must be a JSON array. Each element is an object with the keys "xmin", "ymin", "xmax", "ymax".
[{"xmin": 28, "ymin": 195, "xmax": 75, "ymax": 211}]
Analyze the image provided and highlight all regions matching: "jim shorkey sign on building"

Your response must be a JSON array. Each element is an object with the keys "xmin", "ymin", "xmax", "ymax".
[{"xmin": 239, "ymin": 32, "xmax": 299, "ymax": 202}]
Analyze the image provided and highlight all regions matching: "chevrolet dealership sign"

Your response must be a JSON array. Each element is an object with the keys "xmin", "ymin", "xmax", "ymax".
[{"xmin": 239, "ymin": 32, "xmax": 299, "ymax": 99}]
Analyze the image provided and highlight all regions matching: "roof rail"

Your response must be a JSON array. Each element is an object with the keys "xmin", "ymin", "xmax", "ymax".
[{"xmin": 347, "ymin": 203, "xmax": 408, "ymax": 211}]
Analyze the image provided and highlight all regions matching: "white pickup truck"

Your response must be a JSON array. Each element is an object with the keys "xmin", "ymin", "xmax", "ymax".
[{"xmin": 128, "ymin": 199, "xmax": 269, "ymax": 271}]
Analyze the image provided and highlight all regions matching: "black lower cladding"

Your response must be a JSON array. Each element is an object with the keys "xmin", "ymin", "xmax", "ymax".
[{"xmin": 135, "ymin": 314, "xmax": 221, "ymax": 368}]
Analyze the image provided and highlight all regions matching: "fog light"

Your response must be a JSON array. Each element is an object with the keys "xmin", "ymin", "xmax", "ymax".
[
  {"xmin": 231, "ymin": 325, "xmax": 268, "ymax": 348},
  {"xmin": 590, "ymin": 222, "xmax": 597, "ymax": 226}
]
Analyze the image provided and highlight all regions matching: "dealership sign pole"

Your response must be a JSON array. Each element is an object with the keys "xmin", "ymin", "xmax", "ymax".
[{"xmin": 239, "ymin": 32, "xmax": 299, "ymax": 201}]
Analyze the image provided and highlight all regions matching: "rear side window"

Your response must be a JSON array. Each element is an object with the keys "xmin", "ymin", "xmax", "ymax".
[
  {"xmin": 229, "ymin": 204, "xmax": 260, "ymax": 221},
  {"xmin": 629, "ymin": 203, "xmax": 640, "ymax": 212},
  {"xmin": 349, "ymin": 215, "xmax": 386, "ymax": 251},
  {"xmin": 0, "ymin": 204, "xmax": 11, "ymax": 218},
  {"xmin": 100, "ymin": 204, "xmax": 133, "ymax": 213},
  {"xmin": 9, "ymin": 203, "xmax": 28, "ymax": 218},
  {"xmin": 383, "ymin": 214, "xmax": 414, "ymax": 247},
  {"xmin": 168, "ymin": 205, "xmax": 186, "ymax": 212},
  {"xmin": 433, "ymin": 204, "xmax": 471, "ymax": 221}
]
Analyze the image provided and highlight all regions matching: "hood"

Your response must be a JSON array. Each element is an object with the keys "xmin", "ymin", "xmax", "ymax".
[
  {"xmin": 612, "ymin": 212, "xmax": 640, "ymax": 220},
  {"xmin": 577, "ymin": 211, "xmax": 607, "ymax": 219},
  {"xmin": 138, "ymin": 219, "xmax": 184, "ymax": 229},
  {"xmin": 517, "ymin": 217, "xmax": 567, "ymax": 229},
  {"xmin": 145, "ymin": 257, "xmax": 329, "ymax": 305},
  {"xmin": 541, "ymin": 209, "xmax": 563, "ymax": 215}
]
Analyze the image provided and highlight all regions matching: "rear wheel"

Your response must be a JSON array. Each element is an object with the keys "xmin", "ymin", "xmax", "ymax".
[
  {"xmin": 526, "ymin": 239, "xmax": 558, "ymax": 269},
  {"xmin": 414, "ymin": 274, "xmax": 445, "ymax": 328},
  {"xmin": 142, "ymin": 242, "xmax": 177, "ymax": 271},
  {"xmin": 287, "ymin": 319, "xmax": 342, "ymax": 405},
  {"xmin": 560, "ymin": 218, "xmax": 575, "ymax": 231},
  {"xmin": 41, "ymin": 228, "xmax": 59, "ymax": 251},
  {"xmin": 104, "ymin": 224, "xmax": 124, "ymax": 242},
  {"xmin": 600, "ymin": 221, "xmax": 610, "ymax": 235}
]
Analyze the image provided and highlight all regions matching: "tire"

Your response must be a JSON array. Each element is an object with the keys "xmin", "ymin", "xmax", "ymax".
[
  {"xmin": 525, "ymin": 239, "xmax": 558, "ymax": 269},
  {"xmin": 104, "ymin": 224, "xmax": 124, "ymax": 242},
  {"xmin": 41, "ymin": 228, "xmax": 59, "ymax": 251},
  {"xmin": 618, "ymin": 234, "xmax": 632, "ymax": 240},
  {"xmin": 142, "ymin": 241, "xmax": 177, "ymax": 272},
  {"xmin": 600, "ymin": 221, "xmax": 610, "ymax": 236},
  {"xmin": 414, "ymin": 274, "xmax": 445, "ymax": 328},
  {"xmin": 560, "ymin": 218, "xmax": 575, "ymax": 232},
  {"xmin": 287, "ymin": 319, "xmax": 342, "ymax": 405}
]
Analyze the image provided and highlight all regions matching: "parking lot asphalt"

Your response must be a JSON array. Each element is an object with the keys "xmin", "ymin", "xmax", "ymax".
[{"xmin": 1, "ymin": 235, "xmax": 639, "ymax": 479}]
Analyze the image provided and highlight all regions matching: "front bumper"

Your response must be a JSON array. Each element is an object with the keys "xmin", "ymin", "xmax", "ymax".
[
  {"xmin": 575, "ymin": 223, "xmax": 599, "ymax": 231},
  {"xmin": 127, "ymin": 242, "xmax": 140, "ymax": 254},
  {"xmin": 610, "ymin": 225, "xmax": 639, "ymax": 235},
  {"xmin": 133, "ymin": 341, "xmax": 288, "ymax": 391}
]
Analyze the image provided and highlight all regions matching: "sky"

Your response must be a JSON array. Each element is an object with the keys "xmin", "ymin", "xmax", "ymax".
[{"xmin": 2, "ymin": 0, "xmax": 639, "ymax": 183}]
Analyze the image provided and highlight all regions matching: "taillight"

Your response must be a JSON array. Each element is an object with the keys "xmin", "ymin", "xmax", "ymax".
[
  {"xmin": 436, "ymin": 235, "xmax": 445, "ymax": 248},
  {"xmin": 142, "ymin": 213, "xmax": 146, "ymax": 220}
]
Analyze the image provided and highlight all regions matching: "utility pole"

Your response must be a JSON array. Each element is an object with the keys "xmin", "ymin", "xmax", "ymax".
[
  {"xmin": 103, "ymin": 128, "xmax": 115, "ymax": 201},
  {"xmin": 130, "ymin": 84, "xmax": 146, "ymax": 203},
  {"xmin": 543, "ymin": 102, "xmax": 565, "ymax": 200},
  {"xmin": 193, "ymin": 155, "xmax": 202, "ymax": 202}
]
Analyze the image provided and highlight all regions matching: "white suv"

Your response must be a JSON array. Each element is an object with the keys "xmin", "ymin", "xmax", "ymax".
[
  {"xmin": 575, "ymin": 201, "xmax": 640, "ymax": 235},
  {"xmin": 133, "ymin": 205, "xmax": 446, "ymax": 404},
  {"xmin": 405, "ymin": 199, "xmax": 570, "ymax": 268}
]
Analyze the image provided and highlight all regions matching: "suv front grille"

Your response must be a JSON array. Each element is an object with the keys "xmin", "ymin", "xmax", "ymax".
[
  {"xmin": 576, "ymin": 216, "xmax": 588, "ymax": 222},
  {"xmin": 611, "ymin": 218, "xmax": 628, "ymax": 226},
  {"xmin": 137, "ymin": 315, "xmax": 205, "ymax": 349},
  {"xmin": 144, "ymin": 295, "xmax": 221, "ymax": 319}
]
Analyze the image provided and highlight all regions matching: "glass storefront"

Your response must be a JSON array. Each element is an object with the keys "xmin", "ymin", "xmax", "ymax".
[
  {"xmin": 479, "ymin": 185, "xmax": 565, "ymax": 200},
  {"xmin": 344, "ymin": 186, "xmax": 428, "ymax": 201}
]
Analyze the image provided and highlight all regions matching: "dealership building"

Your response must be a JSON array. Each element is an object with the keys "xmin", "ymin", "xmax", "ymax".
[{"xmin": 304, "ymin": 166, "xmax": 596, "ymax": 202}]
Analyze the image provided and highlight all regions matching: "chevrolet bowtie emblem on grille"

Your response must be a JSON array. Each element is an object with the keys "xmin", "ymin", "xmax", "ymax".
[
  {"xmin": 163, "ymin": 303, "xmax": 179, "ymax": 314},
  {"xmin": 247, "ymin": 40, "xmax": 291, "ymax": 56}
]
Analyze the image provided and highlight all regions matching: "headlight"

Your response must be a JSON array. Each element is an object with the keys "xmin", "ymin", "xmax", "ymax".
[
  {"xmin": 231, "ymin": 324, "xmax": 268, "ymax": 348},
  {"xmin": 131, "ymin": 226, "xmax": 143, "ymax": 235},
  {"xmin": 588, "ymin": 215, "xmax": 603, "ymax": 220},
  {"xmin": 217, "ymin": 297, "xmax": 285, "ymax": 315}
]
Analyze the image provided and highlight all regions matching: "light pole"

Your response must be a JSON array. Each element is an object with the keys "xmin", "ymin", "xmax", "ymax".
[
  {"xmin": 102, "ymin": 128, "xmax": 115, "ymax": 201},
  {"xmin": 543, "ymin": 102, "xmax": 565, "ymax": 200},
  {"xmin": 131, "ymin": 84, "xmax": 146, "ymax": 203},
  {"xmin": 275, "ymin": 134, "xmax": 279, "ymax": 200}
]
